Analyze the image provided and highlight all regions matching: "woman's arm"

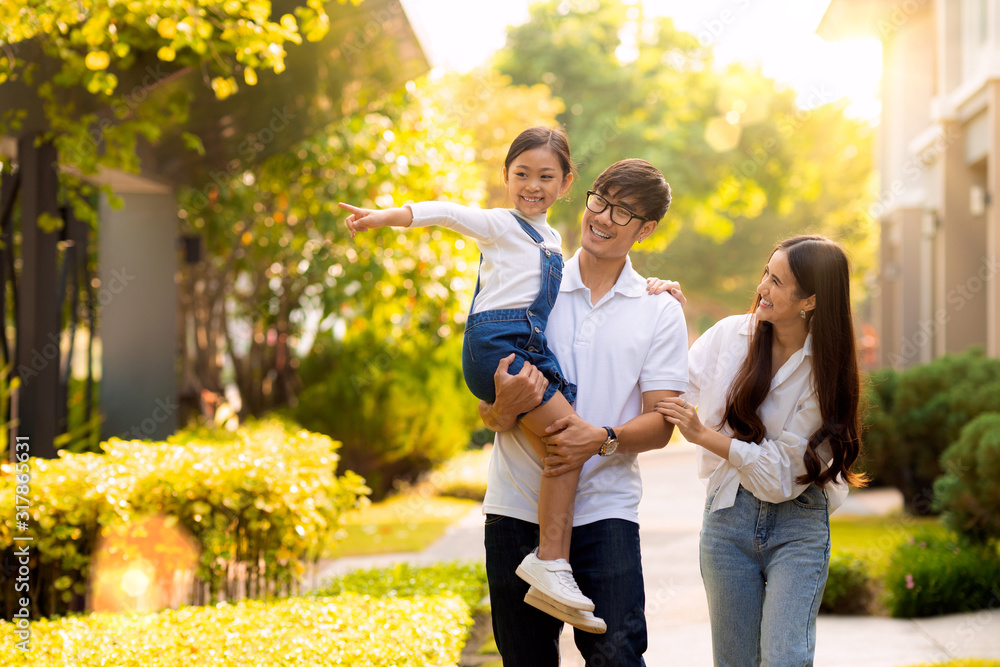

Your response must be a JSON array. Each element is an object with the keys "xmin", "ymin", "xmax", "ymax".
[{"xmin": 657, "ymin": 393, "xmax": 822, "ymax": 503}]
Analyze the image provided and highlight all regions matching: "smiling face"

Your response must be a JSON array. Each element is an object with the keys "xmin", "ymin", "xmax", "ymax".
[
  {"xmin": 503, "ymin": 146, "xmax": 573, "ymax": 217},
  {"xmin": 755, "ymin": 249, "xmax": 815, "ymax": 325},
  {"xmin": 579, "ymin": 188, "xmax": 657, "ymax": 260}
]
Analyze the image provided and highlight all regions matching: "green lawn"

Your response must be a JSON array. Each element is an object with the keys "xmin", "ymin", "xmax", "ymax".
[
  {"xmin": 830, "ymin": 514, "xmax": 948, "ymax": 574},
  {"xmin": 325, "ymin": 494, "xmax": 478, "ymax": 558}
]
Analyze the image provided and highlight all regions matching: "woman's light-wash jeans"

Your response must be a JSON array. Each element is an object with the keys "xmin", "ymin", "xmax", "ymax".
[{"xmin": 700, "ymin": 483, "xmax": 831, "ymax": 667}]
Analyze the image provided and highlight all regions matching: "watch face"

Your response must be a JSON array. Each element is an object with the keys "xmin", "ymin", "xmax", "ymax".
[{"xmin": 605, "ymin": 439, "xmax": 618, "ymax": 455}]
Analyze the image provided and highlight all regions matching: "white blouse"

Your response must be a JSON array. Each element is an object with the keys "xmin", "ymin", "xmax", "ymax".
[{"xmin": 685, "ymin": 314, "xmax": 848, "ymax": 513}]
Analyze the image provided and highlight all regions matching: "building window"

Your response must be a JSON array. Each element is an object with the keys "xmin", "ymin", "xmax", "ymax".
[{"xmin": 962, "ymin": 0, "xmax": 989, "ymax": 80}]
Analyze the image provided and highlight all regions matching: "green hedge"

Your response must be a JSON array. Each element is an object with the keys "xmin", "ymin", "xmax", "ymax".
[
  {"xmin": 934, "ymin": 413, "xmax": 1000, "ymax": 543},
  {"xmin": 0, "ymin": 418, "xmax": 369, "ymax": 618},
  {"xmin": 884, "ymin": 531, "xmax": 1000, "ymax": 618},
  {"xmin": 0, "ymin": 561, "xmax": 484, "ymax": 666},
  {"xmin": 0, "ymin": 592, "xmax": 472, "ymax": 666},
  {"xmin": 861, "ymin": 350, "xmax": 1000, "ymax": 514}
]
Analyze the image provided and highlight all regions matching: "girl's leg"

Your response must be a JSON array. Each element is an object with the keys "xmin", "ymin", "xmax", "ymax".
[
  {"xmin": 518, "ymin": 391, "xmax": 579, "ymax": 562},
  {"xmin": 515, "ymin": 392, "xmax": 599, "ymax": 617}
]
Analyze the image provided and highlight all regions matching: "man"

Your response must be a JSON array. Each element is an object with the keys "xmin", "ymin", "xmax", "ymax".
[{"xmin": 479, "ymin": 158, "xmax": 689, "ymax": 666}]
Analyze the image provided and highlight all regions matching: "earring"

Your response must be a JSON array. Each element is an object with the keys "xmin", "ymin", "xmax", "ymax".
[{"xmin": 799, "ymin": 309, "xmax": 807, "ymax": 319}]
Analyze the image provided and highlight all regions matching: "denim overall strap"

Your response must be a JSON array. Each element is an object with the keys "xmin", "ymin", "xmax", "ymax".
[
  {"xmin": 467, "ymin": 213, "xmax": 564, "ymax": 319},
  {"xmin": 510, "ymin": 214, "xmax": 564, "ymax": 354}
]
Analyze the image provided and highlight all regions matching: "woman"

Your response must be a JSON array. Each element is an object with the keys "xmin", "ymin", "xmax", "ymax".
[{"xmin": 655, "ymin": 235, "xmax": 867, "ymax": 666}]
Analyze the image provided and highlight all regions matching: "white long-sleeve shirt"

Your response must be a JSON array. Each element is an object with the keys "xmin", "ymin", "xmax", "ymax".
[
  {"xmin": 685, "ymin": 314, "xmax": 848, "ymax": 513},
  {"xmin": 407, "ymin": 201, "xmax": 562, "ymax": 315}
]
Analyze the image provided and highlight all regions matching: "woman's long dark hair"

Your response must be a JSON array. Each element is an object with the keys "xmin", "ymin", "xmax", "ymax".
[{"xmin": 722, "ymin": 235, "xmax": 867, "ymax": 488}]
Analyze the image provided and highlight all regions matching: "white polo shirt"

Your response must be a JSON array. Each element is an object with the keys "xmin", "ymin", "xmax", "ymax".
[{"xmin": 483, "ymin": 250, "xmax": 689, "ymax": 526}]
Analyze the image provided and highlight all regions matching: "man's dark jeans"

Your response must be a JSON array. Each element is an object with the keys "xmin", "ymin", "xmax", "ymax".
[{"xmin": 484, "ymin": 514, "xmax": 647, "ymax": 666}]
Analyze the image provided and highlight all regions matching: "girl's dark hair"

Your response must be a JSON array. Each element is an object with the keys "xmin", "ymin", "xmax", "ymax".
[
  {"xmin": 592, "ymin": 158, "xmax": 671, "ymax": 222},
  {"xmin": 722, "ymin": 235, "xmax": 868, "ymax": 488},
  {"xmin": 504, "ymin": 126, "xmax": 576, "ymax": 180}
]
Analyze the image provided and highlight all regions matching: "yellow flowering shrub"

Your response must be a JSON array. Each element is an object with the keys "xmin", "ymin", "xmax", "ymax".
[
  {"xmin": 0, "ymin": 592, "xmax": 472, "ymax": 666},
  {"xmin": 0, "ymin": 418, "xmax": 369, "ymax": 617}
]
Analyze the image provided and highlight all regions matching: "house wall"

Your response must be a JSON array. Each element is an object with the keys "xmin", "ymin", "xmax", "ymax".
[{"xmin": 98, "ymin": 192, "xmax": 179, "ymax": 441}]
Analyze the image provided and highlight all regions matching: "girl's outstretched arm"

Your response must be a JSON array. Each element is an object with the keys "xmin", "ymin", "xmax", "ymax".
[{"xmin": 339, "ymin": 202, "xmax": 414, "ymax": 238}]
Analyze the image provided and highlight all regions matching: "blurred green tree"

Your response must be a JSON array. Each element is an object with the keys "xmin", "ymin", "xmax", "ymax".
[
  {"xmin": 177, "ymin": 72, "xmax": 564, "ymax": 417},
  {"xmin": 494, "ymin": 0, "xmax": 875, "ymax": 325},
  {"xmin": 177, "ymin": 72, "xmax": 564, "ymax": 491}
]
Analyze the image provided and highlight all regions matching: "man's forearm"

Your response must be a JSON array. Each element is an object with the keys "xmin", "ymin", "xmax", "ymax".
[{"xmin": 615, "ymin": 412, "xmax": 675, "ymax": 454}]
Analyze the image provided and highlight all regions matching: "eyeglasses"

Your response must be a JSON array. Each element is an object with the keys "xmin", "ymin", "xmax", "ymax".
[{"xmin": 585, "ymin": 191, "xmax": 646, "ymax": 226}]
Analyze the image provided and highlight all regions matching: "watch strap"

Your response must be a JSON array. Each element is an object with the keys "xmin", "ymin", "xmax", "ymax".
[{"xmin": 599, "ymin": 426, "xmax": 618, "ymax": 456}]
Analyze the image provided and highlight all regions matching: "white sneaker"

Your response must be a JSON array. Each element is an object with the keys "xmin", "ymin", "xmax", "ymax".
[
  {"xmin": 515, "ymin": 549, "xmax": 595, "ymax": 612},
  {"xmin": 524, "ymin": 586, "xmax": 607, "ymax": 634}
]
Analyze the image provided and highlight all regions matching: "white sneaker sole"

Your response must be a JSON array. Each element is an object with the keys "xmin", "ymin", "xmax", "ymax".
[
  {"xmin": 524, "ymin": 587, "xmax": 607, "ymax": 634},
  {"xmin": 515, "ymin": 562, "xmax": 595, "ymax": 612}
]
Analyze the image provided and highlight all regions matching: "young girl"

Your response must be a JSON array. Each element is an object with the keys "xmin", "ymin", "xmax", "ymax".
[{"xmin": 340, "ymin": 127, "xmax": 606, "ymax": 632}]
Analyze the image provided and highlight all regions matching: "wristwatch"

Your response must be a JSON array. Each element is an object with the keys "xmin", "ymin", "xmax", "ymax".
[{"xmin": 598, "ymin": 426, "xmax": 619, "ymax": 457}]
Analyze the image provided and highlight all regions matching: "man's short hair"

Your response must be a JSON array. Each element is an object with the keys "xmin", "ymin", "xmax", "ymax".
[{"xmin": 592, "ymin": 159, "xmax": 671, "ymax": 222}]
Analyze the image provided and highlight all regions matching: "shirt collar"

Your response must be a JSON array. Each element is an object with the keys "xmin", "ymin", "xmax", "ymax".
[
  {"xmin": 562, "ymin": 250, "xmax": 648, "ymax": 298},
  {"xmin": 509, "ymin": 209, "xmax": 548, "ymax": 227},
  {"xmin": 739, "ymin": 314, "xmax": 814, "ymax": 356},
  {"xmin": 739, "ymin": 314, "xmax": 814, "ymax": 387}
]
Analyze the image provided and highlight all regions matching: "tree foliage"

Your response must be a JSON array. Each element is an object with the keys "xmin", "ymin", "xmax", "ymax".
[
  {"xmin": 0, "ymin": 0, "xmax": 337, "ymax": 225},
  {"xmin": 494, "ymin": 0, "xmax": 875, "ymax": 324},
  {"xmin": 175, "ymin": 72, "xmax": 563, "ymax": 485},
  {"xmin": 177, "ymin": 72, "xmax": 563, "ymax": 422}
]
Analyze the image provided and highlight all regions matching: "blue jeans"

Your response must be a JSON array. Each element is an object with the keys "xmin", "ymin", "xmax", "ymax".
[
  {"xmin": 700, "ymin": 484, "xmax": 831, "ymax": 667},
  {"xmin": 485, "ymin": 514, "xmax": 647, "ymax": 667}
]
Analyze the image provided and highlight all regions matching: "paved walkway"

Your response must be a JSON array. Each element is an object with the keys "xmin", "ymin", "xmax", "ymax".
[{"xmin": 313, "ymin": 444, "xmax": 1000, "ymax": 666}]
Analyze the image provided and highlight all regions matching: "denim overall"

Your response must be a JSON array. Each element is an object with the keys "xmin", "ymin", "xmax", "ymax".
[{"xmin": 461, "ymin": 214, "xmax": 577, "ymax": 408}]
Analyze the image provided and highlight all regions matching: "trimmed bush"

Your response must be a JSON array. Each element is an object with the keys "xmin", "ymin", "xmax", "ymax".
[
  {"xmin": 0, "ymin": 592, "xmax": 472, "ymax": 666},
  {"xmin": 0, "ymin": 418, "xmax": 369, "ymax": 618},
  {"xmin": 896, "ymin": 351, "xmax": 1000, "ymax": 514},
  {"xmin": 934, "ymin": 413, "xmax": 1000, "ymax": 543},
  {"xmin": 862, "ymin": 350, "xmax": 1000, "ymax": 514},
  {"xmin": 884, "ymin": 531, "xmax": 1000, "ymax": 618},
  {"xmin": 820, "ymin": 552, "xmax": 876, "ymax": 615},
  {"xmin": 294, "ymin": 333, "xmax": 479, "ymax": 499}
]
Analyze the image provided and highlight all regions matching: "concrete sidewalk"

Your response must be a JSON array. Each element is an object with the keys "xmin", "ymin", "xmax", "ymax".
[
  {"xmin": 610, "ymin": 445, "xmax": 1000, "ymax": 667},
  {"xmin": 313, "ymin": 444, "xmax": 1000, "ymax": 666}
]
